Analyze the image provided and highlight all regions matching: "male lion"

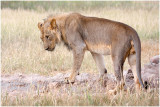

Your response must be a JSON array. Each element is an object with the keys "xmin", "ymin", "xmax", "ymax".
[{"xmin": 38, "ymin": 13, "xmax": 145, "ymax": 93}]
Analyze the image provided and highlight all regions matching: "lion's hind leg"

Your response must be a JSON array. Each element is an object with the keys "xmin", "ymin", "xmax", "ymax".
[
  {"xmin": 110, "ymin": 55, "xmax": 125, "ymax": 94},
  {"xmin": 109, "ymin": 42, "xmax": 130, "ymax": 95}
]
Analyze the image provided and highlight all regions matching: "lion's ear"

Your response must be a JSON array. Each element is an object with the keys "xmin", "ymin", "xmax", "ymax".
[
  {"xmin": 50, "ymin": 18, "xmax": 57, "ymax": 29},
  {"xmin": 38, "ymin": 22, "xmax": 43, "ymax": 30}
]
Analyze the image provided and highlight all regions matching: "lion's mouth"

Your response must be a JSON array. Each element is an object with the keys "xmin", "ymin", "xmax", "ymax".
[{"xmin": 45, "ymin": 47, "xmax": 55, "ymax": 51}]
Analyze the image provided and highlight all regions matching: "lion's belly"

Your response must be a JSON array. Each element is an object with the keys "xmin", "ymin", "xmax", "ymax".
[{"xmin": 86, "ymin": 44, "xmax": 111, "ymax": 55}]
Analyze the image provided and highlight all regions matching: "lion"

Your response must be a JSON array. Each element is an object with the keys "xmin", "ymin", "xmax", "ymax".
[{"xmin": 38, "ymin": 13, "xmax": 145, "ymax": 93}]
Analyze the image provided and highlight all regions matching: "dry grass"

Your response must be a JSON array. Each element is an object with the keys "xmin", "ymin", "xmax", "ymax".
[
  {"xmin": 1, "ymin": 5, "xmax": 159, "ymax": 106},
  {"xmin": 2, "ymin": 8, "xmax": 159, "ymax": 75},
  {"xmin": 2, "ymin": 89, "xmax": 159, "ymax": 106}
]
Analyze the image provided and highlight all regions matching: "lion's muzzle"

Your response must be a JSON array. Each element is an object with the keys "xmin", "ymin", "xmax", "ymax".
[{"xmin": 45, "ymin": 47, "xmax": 55, "ymax": 51}]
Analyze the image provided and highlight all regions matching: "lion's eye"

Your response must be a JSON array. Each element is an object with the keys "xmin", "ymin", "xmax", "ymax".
[
  {"xmin": 46, "ymin": 36, "xmax": 49, "ymax": 39},
  {"xmin": 45, "ymin": 35, "xmax": 49, "ymax": 39}
]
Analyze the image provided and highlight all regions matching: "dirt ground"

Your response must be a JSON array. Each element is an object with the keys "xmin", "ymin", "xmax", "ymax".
[
  {"xmin": 1, "ymin": 56, "xmax": 159, "ymax": 97},
  {"xmin": 1, "ymin": 72, "xmax": 116, "ymax": 97},
  {"xmin": 1, "ymin": 57, "xmax": 159, "ymax": 96}
]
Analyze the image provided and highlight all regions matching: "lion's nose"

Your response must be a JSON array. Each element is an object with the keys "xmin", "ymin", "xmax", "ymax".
[{"xmin": 45, "ymin": 47, "xmax": 49, "ymax": 50}]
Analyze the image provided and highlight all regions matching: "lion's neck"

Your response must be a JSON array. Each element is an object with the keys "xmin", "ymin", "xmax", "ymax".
[{"xmin": 56, "ymin": 15, "xmax": 69, "ymax": 43}]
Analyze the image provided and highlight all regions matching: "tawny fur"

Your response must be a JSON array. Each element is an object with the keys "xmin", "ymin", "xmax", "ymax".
[{"xmin": 38, "ymin": 13, "xmax": 145, "ymax": 92}]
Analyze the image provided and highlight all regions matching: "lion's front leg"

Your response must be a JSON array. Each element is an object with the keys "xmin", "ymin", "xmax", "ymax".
[
  {"xmin": 91, "ymin": 53, "xmax": 107, "ymax": 81},
  {"xmin": 65, "ymin": 49, "xmax": 85, "ymax": 84}
]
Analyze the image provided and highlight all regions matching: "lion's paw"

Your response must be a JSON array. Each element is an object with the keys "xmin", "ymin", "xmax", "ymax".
[{"xmin": 64, "ymin": 77, "xmax": 75, "ymax": 84}]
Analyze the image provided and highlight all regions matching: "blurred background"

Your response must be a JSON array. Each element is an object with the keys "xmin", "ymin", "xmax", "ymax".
[
  {"xmin": 1, "ymin": 1, "xmax": 158, "ymax": 12},
  {"xmin": 1, "ymin": 1, "xmax": 159, "ymax": 75}
]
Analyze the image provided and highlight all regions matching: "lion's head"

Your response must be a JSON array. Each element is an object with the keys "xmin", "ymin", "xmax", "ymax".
[{"xmin": 38, "ymin": 18, "xmax": 61, "ymax": 51}]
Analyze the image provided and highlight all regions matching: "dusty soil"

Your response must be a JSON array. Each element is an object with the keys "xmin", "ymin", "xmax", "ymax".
[
  {"xmin": 1, "ymin": 73, "xmax": 117, "ymax": 97},
  {"xmin": 1, "ymin": 56, "xmax": 159, "ymax": 97}
]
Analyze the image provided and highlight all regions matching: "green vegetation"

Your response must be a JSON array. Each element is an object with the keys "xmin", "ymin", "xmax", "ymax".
[{"xmin": 2, "ymin": 1, "xmax": 158, "ymax": 12}]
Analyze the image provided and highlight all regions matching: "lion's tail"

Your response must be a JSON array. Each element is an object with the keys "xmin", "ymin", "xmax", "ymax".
[{"xmin": 131, "ymin": 32, "xmax": 145, "ymax": 89}]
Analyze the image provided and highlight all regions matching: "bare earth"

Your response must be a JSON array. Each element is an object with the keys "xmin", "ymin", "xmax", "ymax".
[{"xmin": 1, "ymin": 56, "xmax": 159, "ymax": 97}]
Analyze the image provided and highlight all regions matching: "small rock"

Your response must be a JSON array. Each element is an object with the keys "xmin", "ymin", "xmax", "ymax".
[
  {"xmin": 48, "ymin": 82, "xmax": 61, "ymax": 89},
  {"xmin": 150, "ymin": 55, "xmax": 159, "ymax": 64}
]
